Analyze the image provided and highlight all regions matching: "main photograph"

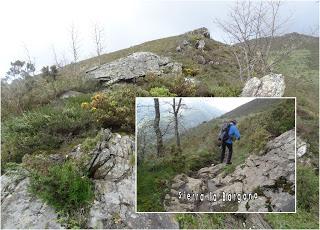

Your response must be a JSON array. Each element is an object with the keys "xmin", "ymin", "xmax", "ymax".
[{"xmin": 136, "ymin": 97, "xmax": 296, "ymax": 213}]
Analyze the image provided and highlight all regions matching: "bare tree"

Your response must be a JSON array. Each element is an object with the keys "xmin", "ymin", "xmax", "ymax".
[
  {"xmin": 215, "ymin": 0, "xmax": 292, "ymax": 81},
  {"xmin": 92, "ymin": 22, "xmax": 105, "ymax": 65},
  {"xmin": 153, "ymin": 98, "xmax": 164, "ymax": 157},
  {"xmin": 70, "ymin": 24, "xmax": 80, "ymax": 76},
  {"xmin": 171, "ymin": 98, "xmax": 183, "ymax": 151},
  {"xmin": 22, "ymin": 43, "xmax": 36, "ymax": 76},
  {"xmin": 51, "ymin": 45, "xmax": 63, "ymax": 68}
]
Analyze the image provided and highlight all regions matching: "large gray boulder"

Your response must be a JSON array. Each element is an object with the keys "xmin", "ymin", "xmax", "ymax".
[
  {"xmin": 86, "ymin": 52, "xmax": 182, "ymax": 86},
  {"xmin": 241, "ymin": 73, "xmax": 286, "ymax": 97},
  {"xmin": 164, "ymin": 129, "xmax": 295, "ymax": 212},
  {"xmin": 1, "ymin": 170, "xmax": 62, "ymax": 229}
]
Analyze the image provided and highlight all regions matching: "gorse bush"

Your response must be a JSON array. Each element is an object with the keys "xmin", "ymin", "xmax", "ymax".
[
  {"xmin": 29, "ymin": 161, "xmax": 94, "ymax": 228},
  {"xmin": 82, "ymin": 84, "xmax": 148, "ymax": 131},
  {"xmin": 182, "ymin": 67, "xmax": 200, "ymax": 76},
  {"xmin": 1, "ymin": 94, "xmax": 94, "ymax": 169}
]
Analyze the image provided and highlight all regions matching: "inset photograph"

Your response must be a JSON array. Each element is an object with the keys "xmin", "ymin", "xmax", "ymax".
[{"xmin": 136, "ymin": 97, "xmax": 296, "ymax": 213}]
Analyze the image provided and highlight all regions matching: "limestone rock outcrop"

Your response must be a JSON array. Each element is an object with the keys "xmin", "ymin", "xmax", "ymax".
[
  {"xmin": 86, "ymin": 52, "xmax": 182, "ymax": 86},
  {"xmin": 83, "ymin": 129, "xmax": 178, "ymax": 228},
  {"xmin": 164, "ymin": 130, "xmax": 295, "ymax": 212},
  {"xmin": 241, "ymin": 73, "xmax": 286, "ymax": 97},
  {"xmin": 1, "ymin": 170, "xmax": 62, "ymax": 229},
  {"xmin": 1, "ymin": 129, "xmax": 178, "ymax": 229},
  {"xmin": 186, "ymin": 27, "xmax": 210, "ymax": 39}
]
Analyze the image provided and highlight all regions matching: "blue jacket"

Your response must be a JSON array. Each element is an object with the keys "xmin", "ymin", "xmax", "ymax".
[{"xmin": 226, "ymin": 123, "xmax": 240, "ymax": 144}]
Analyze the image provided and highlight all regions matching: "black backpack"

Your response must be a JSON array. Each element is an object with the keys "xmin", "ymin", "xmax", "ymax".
[{"xmin": 218, "ymin": 123, "xmax": 231, "ymax": 143}]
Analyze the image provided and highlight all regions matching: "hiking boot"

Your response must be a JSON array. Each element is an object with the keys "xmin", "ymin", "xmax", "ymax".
[{"xmin": 226, "ymin": 162, "xmax": 232, "ymax": 165}]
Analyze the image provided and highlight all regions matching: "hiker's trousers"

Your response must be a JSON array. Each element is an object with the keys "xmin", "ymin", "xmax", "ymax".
[{"xmin": 221, "ymin": 142, "xmax": 233, "ymax": 163}]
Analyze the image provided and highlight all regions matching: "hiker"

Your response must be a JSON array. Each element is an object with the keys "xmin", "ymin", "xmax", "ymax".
[{"xmin": 218, "ymin": 120, "xmax": 240, "ymax": 164}]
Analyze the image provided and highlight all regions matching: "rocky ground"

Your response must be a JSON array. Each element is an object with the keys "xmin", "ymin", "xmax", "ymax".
[{"xmin": 164, "ymin": 130, "xmax": 295, "ymax": 212}]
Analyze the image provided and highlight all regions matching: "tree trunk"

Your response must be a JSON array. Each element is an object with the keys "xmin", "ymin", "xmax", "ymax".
[
  {"xmin": 172, "ymin": 98, "xmax": 182, "ymax": 152},
  {"xmin": 153, "ymin": 98, "xmax": 164, "ymax": 157},
  {"xmin": 174, "ymin": 114, "xmax": 181, "ymax": 149}
]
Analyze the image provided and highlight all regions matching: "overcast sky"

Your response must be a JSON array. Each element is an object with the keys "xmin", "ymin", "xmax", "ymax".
[
  {"xmin": 0, "ymin": 0, "xmax": 318, "ymax": 77},
  {"xmin": 137, "ymin": 97, "xmax": 254, "ymax": 112}
]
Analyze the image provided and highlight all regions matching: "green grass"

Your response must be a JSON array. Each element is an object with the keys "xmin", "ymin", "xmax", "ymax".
[
  {"xmin": 275, "ymin": 46, "xmax": 319, "ymax": 171},
  {"xmin": 137, "ymin": 160, "xmax": 177, "ymax": 211},
  {"xmin": 176, "ymin": 213, "xmax": 226, "ymax": 229},
  {"xmin": 265, "ymin": 209, "xmax": 319, "ymax": 229},
  {"xmin": 29, "ymin": 161, "xmax": 94, "ymax": 228}
]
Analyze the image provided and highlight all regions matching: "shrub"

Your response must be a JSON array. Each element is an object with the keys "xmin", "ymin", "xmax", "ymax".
[
  {"xmin": 211, "ymin": 84, "xmax": 242, "ymax": 97},
  {"xmin": 169, "ymin": 76, "xmax": 197, "ymax": 96},
  {"xmin": 186, "ymin": 150, "xmax": 213, "ymax": 172},
  {"xmin": 246, "ymin": 126, "xmax": 271, "ymax": 152},
  {"xmin": 266, "ymin": 100, "xmax": 295, "ymax": 136},
  {"xmin": 29, "ymin": 161, "xmax": 94, "ymax": 227},
  {"xmin": 1, "ymin": 94, "xmax": 94, "ymax": 168},
  {"xmin": 182, "ymin": 67, "xmax": 200, "ymax": 77},
  {"xmin": 140, "ymin": 74, "xmax": 196, "ymax": 96},
  {"xmin": 22, "ymin": 153, "xmax": 65, "ymax": 175},
  {"xmin": 195, "ymin": 83, "xmax": 214, "ymax": 96},
  {"xmin": 149, "ymin": 87, "xmax": 176, "ymax": 97},
  {"xmin": 82, "ymin": 84, "xmax": 148, "ymax": 131}
]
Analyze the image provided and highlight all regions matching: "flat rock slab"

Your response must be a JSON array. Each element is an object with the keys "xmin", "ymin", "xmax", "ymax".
[
  {"xmin": 86, "ymin": 52, "xmax": 182, "ymax": 86},
  {"xmin": 1, "ymin": 175, "xmax": 62, "ymax": 229}
]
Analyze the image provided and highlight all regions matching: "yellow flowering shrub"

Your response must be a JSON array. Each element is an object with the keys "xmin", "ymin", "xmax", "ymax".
[
  {"xmin": 81, "ymin": 102, "xmax": 90, "ymax": 110},
  {"xmin": 81, "ymin": 85, "xmax": 148, "ymax": 131}
]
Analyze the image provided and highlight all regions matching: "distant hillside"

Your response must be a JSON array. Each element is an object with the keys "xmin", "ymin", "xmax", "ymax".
[
  {"xmin": 220, "ymin": 98, "xmax": 282, "ymax": 119},
  {"xmin": 137, "ymin": 98, "xmax": 224, "ymax": 132}
]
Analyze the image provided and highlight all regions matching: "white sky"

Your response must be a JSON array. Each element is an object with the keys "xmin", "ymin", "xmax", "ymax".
[
  {"xmin": 0, "ymin": 0, "xmax": 318, "ymax": 77},
  {"xmin": 137, "ymin": 97, "xmax": 254, "ymax": 112},
  {"xmin": 202, "ymin": 97, "xmax": 254, "ymax": 112}
]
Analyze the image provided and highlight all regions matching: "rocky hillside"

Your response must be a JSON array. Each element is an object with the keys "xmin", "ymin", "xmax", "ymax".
[
  {"xmin": 164, "ymin": 130, "xmax": 295, "ymax": 212},
  {"xmin": 1, "ymin": 27, "xmax": 318, "ymax": 229},
  {"xmin": 1, "ymin": 129, "xmax": 178, "ymax": 229}
]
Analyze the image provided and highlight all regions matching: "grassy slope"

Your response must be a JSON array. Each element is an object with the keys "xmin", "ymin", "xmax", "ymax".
[
  {"xmin": 220, "ymin": 98, "xmax": 282, "ymax": 119},
  {"xmin": 263, "ymin": 35, "xmax": 319, "ymax": 229},
  {"xmin": 72, "ymin": 32, "xmax": 242, "ymax": 95}
]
